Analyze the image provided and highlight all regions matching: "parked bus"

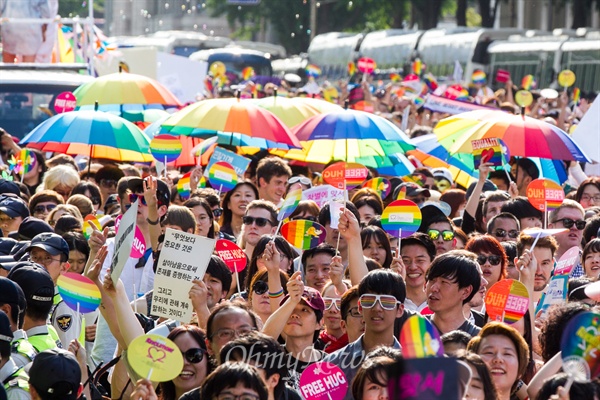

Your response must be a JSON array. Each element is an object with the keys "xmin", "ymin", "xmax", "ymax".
[{"xmin": 189, "ymin": 48, "xmax": 273, "ymax": 83}]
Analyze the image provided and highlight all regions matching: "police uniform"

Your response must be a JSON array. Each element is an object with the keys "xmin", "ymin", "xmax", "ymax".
[
  {"xmin": 10, "ymin": 331, "xmax": 36, "ymax": 368},
  {"xmin": 0, "ymin": 358, "xmax": 29, "ymax": 400},
  {"xmin": 25, "ymin": 325, "xmax": 61, "ymax": 353},
  {"xmin": 50, "ymin": 288, "xmax": 81, "ymax": 348}
]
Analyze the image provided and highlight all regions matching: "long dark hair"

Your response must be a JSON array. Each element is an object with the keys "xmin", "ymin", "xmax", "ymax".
[
  {"xmin": 220, "ymin": 181, "xmax": 258, "ymax": 229},
  {"xmin": 360, "ymin": 226, "xmax": 392, "ymax": 269},
  {"xmin": 183, "ymin": 197, "xmax": 215, "ymax": 238},
  {"xmin": 456, "ymin": 351, "xmax": 499, "ymax": 400},
  {"xmin": 243, "ymin": 235, "xmax": 298, "ymax": 291}
]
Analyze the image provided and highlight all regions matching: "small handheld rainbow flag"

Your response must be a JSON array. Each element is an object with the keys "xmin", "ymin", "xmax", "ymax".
[
  {"xmin": 305, "ymin": 64, "xmax": 322, "ymax": 78},
  {"xmin": 280, "ymin": 220, "xmax": 327, "ymax": 250},
  {"xmin": 347, "ymin": 61, "xmax": 357, "ymax": 76},
  {"xmin": 241, "ymin": 66, "xmax": 255, "ymax": 81},
  {"xmin": 177, "ymin": 172, "xmax": 192, "ymax": 200},
  {"xmin": 390, "ymin": 73, "xmax": 401, "ymax": 82},
  {"xmin": 411, "ymin": 59, "xmax": 422, "ymax": 76},
  {"xmin": 278, "ymin": 187, "xmax": 303, "ymax": 222},
  {"xmin": 521, "ymin": 74, "xmax": 536, "ymax": 90},
  {"xmin": 423, "ymin": 73, "xmax": 438, "ymax": 91},
  {"xmin": 400, "ymin": 315, "xmax": 444, "ymax": 358},
  {"xmin": 17, "ymin": 149, "xmax": 37, "ymax": 174},
  {"xmin": 362, "ymin": 177, "xmax": 391, "ymax": 199},
  {"xmin": 572, "ymin": 87, "xmax": 581, "ymax": 105}
]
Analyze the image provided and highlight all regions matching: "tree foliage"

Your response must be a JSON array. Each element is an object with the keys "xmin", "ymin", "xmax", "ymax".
[{"xmin": 58, "ymin": 0, "xmax": 104, "ymax": 18}]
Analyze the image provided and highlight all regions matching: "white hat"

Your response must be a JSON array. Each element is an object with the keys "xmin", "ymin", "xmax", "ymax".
[{"xmin": 432, "ymin": 167, "xmax": 454, "ymax": 185}]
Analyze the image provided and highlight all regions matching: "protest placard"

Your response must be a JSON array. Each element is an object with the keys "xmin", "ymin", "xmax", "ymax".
[
  {"xmin": 111, "ymin": 200, "xmax": 138, "ymax": 283},
  {"xmin": 302, "ymin": 185, "xmax": 344, "ymax": 208},
  {"xmin": 388, "ymin": 357, "xmax": 460, "ymax": 400},
  {"xmin": 204, "ymin": 146, "xmax": 251, "ymax": 178},
  {"xmin": 152, "ymin": 228, "xmax": 216, "ymax": 322}
]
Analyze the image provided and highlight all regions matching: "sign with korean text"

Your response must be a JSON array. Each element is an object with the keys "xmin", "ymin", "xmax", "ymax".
[
  {"xmin": 302, "ymin": 185, "xmax": 344, "ymax": 208},
  {"xmin": 111, "ymin": 200, "xmax": 138, "ymax": 283},
  {"xmin": 152, "ymin": 228, "xmax": 216, "ymax": 322},
  {"xmin": 388, "ymin": 357, "xmax": 460, "ymax": 400},
  {"xmin": 527, "ymin": 178, "xmax": 564, "ymax": 212}
]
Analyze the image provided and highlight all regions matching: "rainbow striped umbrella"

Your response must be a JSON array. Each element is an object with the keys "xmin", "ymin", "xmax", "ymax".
[{"xmin": 252, "ymin": 96, "xmax": 323, "ymax": 128}]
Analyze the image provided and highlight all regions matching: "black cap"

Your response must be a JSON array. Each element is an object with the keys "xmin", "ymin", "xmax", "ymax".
[
  {"xmin": 28, "ymin": 349, "xmax": 82, "ymax": 400},
  {"xmin": 0, "ymin": 180, "xmax": 20, "ymax": 196},
  {"xmin": 393, "ymin": 182, "xmax": 431, "ymax": 200},
  {"xmin": 128, "ymin": 178, "xmax": 170, "ymax": 207},
  {"xmin": 0, "ymin": 196, "xmax": 29, "ymax": 219},
  {"xmin": 8, "ymin": 263, "xmax": 54, "ymax": 308},
  {"xmin": 26, "ymin": 232, "xmax": 69, "ymax": 261},
  {"xmin": 0, "ymin": 277, "xmax": 24, "ymax": 318},
  {"xmin": 0, "ymin": 238, "xmax": 17, "ymax": 256},
  {"xmin": 16, "ymin": 217, "xmax": 54, "ymax": 241},
  {"xmin": 466, "ymin": 179, "xmax": 497, "ymax": 200},
  {"xmin": 0, "ymin": 311, "xmax": 12, "ymax": 342}
]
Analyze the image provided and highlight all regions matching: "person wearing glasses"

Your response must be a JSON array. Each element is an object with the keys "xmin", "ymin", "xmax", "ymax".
[
  {"xmin": 28, "ymin": 190, "xmax": 64, "ymax": 221},
  {"xmin": 548, "ymin": 199, "xmax": 587, "ymax": 277},
  {"xmin": 421, "ymin": 214, "xmax": 456, "ymax": 256},
  {"xmin": 247, "ymin": 270, "xmax": 288, "ymax": 324},
  {"xmin": 487, "ymin": 212, "xmax": 520, "ymax": 243},
  {"xmin": 241, "ymin": 200, "xmax": 278, "ymax": 259},
  {"xmin": 70, "ymin": 181, "xmax": 102, "ymax": 215},
  {"xmin": 94, "ymin": 165, "xmax": 124, "ymax": 210},
  {"xmin": 424, "ymin": 250, "xmax": 482, "ymax": 336},
  {"xmin": 339, "ymin": 286, "xmax": 364, "ymax": 344},
  {"xmin": 465, "ymin": 235, "xmax": 508, "ymax": 290},
  {"xmin": 323, "ymin": 270, "xmax": 404, "ymax": 400},
  {"xmin": 255, "ymin": 157, "xmax": 292, "ymax": 205},
  {"xmin": 316, "ymin": 279, "xmax": 351, "ymax": 354},
  {"xmin": 575, "ymin": 177, "xmax": 600, "ymax": 209},
  {"xmin": 516, "ymin": 233, "xmax": 558, "ymax": 304},
  {"xmin": 38, "ymin": 164, "xmax": 80, "ymax": 202}
]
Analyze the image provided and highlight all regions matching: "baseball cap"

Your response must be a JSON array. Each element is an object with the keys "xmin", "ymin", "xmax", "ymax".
[
  {"xmin": 15, "ymin": 217, "xmax": 54, "ymax": 241},
  {"xmin": 26, "ymin": 232, "xmax": 69, "ymax": 261},
  {"xmin": 128, "ymin": 178, "xmax": 170, "ymax": 207},
  {"xmin": 568, "ymin": 283, "xmax": 594, "ymax": 303},
  {"xmin": 0, "ymin": 238, "xmax": 17, "ymax": 256},
  {"xmin": 7, "ymin": 263, "xmax": 54, "ymax": 308},
  {"xmin": 0, "ymin": 180, "xmax": 20, "ymax": 196},
  {"xmin": 393, "ymin": 182, "xmax": 431, "ymax": 200},
  {"xmin": 0, "ymin": 276, "xmax": 25, "ymax": 314},
  {"xmin": 0, "ymin": 310, "xmax": 12, "ymax": 342},
  {"xmin": 28, "ymin": 349, "xmax": 82, "ymax": 400},
  {"xmin": 465, "ymin": 179, "xmax": 497, "ymax": 200},
  {"xmin": 432, "ymin": 168, "xmax": 454, "ymax": 186},
  {"xmin": 0, "ymin": 196, "xmax": 29, "ymax": 219},
  {"xmin": 280, "ymin": 286, "xmax": 325, "ymax": 312}
]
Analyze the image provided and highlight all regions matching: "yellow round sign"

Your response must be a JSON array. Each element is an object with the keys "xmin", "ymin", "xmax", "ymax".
[
  {"xmin": 558, "ymin": 70, "xmax": 576, "ymax": 87},
  {"xmin": 514, "ymin": 90, "xmax": 533, "ymax": 108},
  {"xmin": 323, "ymin": 86, "xmax": 339, "ymax": 103},
  {"xmin": 127, "ymin": 334, "xmax": 183, "ymax": 382},
  {"xmin": 209, "ymin": 61, "xmax": 226, "ymax": 77}
]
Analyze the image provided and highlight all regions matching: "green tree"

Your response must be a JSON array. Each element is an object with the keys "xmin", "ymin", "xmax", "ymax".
[{"xmin": 57, "ymin": 0, "xmax": 104, "ymax": 18}]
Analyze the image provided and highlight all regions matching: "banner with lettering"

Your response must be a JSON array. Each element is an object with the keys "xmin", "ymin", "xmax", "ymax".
[{"xmin": 388, "ymin": 357, "xmax": 460, "ymax": 400}]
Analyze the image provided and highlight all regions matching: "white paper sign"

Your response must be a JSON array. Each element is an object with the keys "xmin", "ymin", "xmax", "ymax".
[
  {"xmin": 111, "ymin": 200, "xmax": 139, "ymax": 283},
  {"xmin": 302, "ymin": 185, "xmax": 344, "ymax": 208},
  {"xmin": 152, "ymin": 228, "xmax": 216, "ymax": 322},
  {"xmin": 329, "ymin": 200, "xmax": 344, "ymax": 229}
]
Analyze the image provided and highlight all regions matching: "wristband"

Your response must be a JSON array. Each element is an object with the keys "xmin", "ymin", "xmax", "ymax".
[
  {"xmin": 146, "ymin": 217, "xmax": 159, "ymax": 225},
  {"xmin": 268, "ymin": 289, "xmax": 284, "ymax": 298}
]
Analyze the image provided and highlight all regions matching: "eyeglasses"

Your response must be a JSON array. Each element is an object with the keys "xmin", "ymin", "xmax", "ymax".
[
  {"xmin": 553, "ymin": 218, "xmax": 586, "ymax": 230},
  {"xmin": 242, "ymin": 216, "xmax": 273, "ymax": 227},
  {"xmin": 359, "ymin": 294, "xmax": 400, "ymax": 311},
  {"xmin": 210, "ymin": 326, "xmax": 256, "ymax": 340},
  {"xmin": 494, "ymin": 228, "xmax": 519, "ymax": 239},
  {"xmin": 289, "ymin": 176, "xmax": 311, "ymax": 186},
  {"xmin": 128, "ymin": 193, "xmax": 147, "ymax": 206},
  {"xmin": 323, "ymin": 297, "xmax": 341, "ymax": 311},
  {"xmin": 291, "ymin": 215, "xmax": 316, "ymax": 222},
  {"xmin": 33, "ymin": 204, "xmax": 57, "ymax": 214},
  {"xmin": 31, "ymin": 255, "xmax": 62, "ymax": 266},
  {"xmin": 580, "ymin": 194, "xmax": 600, "ymax": 203},
  {"xmin": 99, "ymin": 179, "xmax": 118, "ymax": 189},
  {"xmin": 212, "ymin": 208, "xmax": 223, "ymax": 218},
  {"xmin": 252, "ymin": 280, "xmax": 268, "ymax": 295},
  {"xmin": 181, "ymin": 348, "xmax": 205, "ymax": 364},
  {"xmin": 477, "ymin": 255, "xmax": 502, "ymax": 266},
  {"xmin": 216, "ymin": 394, "xmax": 260, "ymax": 400},
  {"xmin": 346, "ymin": 306, "xmax": 361, "ymax": 318},
  {"xmin": 427, "ymin": 229, "xmax": 455, "ymax": 241}
]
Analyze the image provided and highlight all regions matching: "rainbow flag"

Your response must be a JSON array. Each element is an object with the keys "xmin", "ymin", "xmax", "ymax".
[
  {"xmin": 521, "ymin": 75, "xmax": 536, "ymax": 90},
  {"xmin": 572, "ymin": 88, "xmax": 581, "ymax": 105},
  {"xmin": 400, "ymin": 315, "xmax": 443, "ymax": 358},
  {"xmin": 305, "ymin": 64, "xmax": 322, "ymax": 78},
  {"xmin": 242, "ymin": 67, "xmax": 255, "ymax": 81},
  {"xmin": 390, "ymin": 73, "xmax": 402, "ymax": 82},
  {"xmin": 177, "ymin": 172, "xmax": 192, "ymax": 200},
  {"xmin": 278, "ymin": 187, "xmax": 303, "ymax": 221},
  {"xmin": 423, "ymin": 73, "xmax": 438, "ymax": 91},
  {"xmin": 362, "ymin": 177, "xmax": 391, "ymax": 199},
  {"xmin": 347, "ymin": 61, "xmax": 357, "ymax": 76},
  {"xmin": 208, "ymin": 161, "xmax": 237, "ymax": 192},
  {"xmin": 412, "ymin": 59, "xmax": 422, "ymax": 76},
  {"xmin": 17, "ymin": 149, "xmax": 36, "ymax": 174},
  {"xmin": 472, "ymin": 70, "xmax": 487, "ymax": 84},
  {"xmin": 381, "ymin": 199, "xmax": 422, "ymax": 238},
  {"xmin": 281, "ymin": 220, "xmax": 327, "ymax": 250},
  {"xmin": 57, "ymin": 273, "xmax": 102, "ymax": 314}
]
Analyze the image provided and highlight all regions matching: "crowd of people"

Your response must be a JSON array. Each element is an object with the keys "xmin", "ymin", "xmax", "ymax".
[{"xmin": 0, "ymin": 74, "xmax": 596, "ymax": 400}]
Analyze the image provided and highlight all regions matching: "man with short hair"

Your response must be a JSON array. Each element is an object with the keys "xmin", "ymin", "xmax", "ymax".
[
  {"xmin": 501, "ymin": 197, "xmax": 544, "ymax": 230},
  {"xmin": 400, "ymin": 233, "xmax": 436, "ymax": 312},
  {"xmin": 422, "ymin": 215, "xmax": 456, "ymax": 256},
  {"xmin": 301, "ymin": 244, "xmax": 336, "ymax": 292},
  {"xmin": 255, "ymin": 157, "xmax": 292, "ymax": 204},
  {"xmin": 482, "ymin": 191, "xmax": 511, "ymax": 228},
  {"xmin": 487, "ymin": 212, "xmax": 520, "ymax": 242},
  {"xmin": 0, "ymin": 196, "xmax": 29, "ymax": 238},
  {"xmin": 242, "ymin": 200, "xmax": 278, "ymax": 259},
  {"xmin": 511, "ymin": 158, "xmax": 539, "ymax": 196},
  {"xmin": 425, "ymin": 250, "xmax": 482, "ymax": 336},
  {"xmin": 516, "ymin": 233, "xmax": 558, "ymax": 303},
  {"xmin": 323, "ymin": 270, "xmax": 404, "ymax": 400},
  {"xmin": 29, "ymin": 349, "xmax": 82, "ymax": 400}
]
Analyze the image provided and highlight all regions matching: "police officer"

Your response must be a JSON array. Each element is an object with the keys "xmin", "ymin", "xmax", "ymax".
[
  {"xmin": 0, "ymin": 277, "xmax": 35, "ymax": 367},
  {"xmin": 0, "ymin": 311, "xmax": 29, "ymax": 399}
]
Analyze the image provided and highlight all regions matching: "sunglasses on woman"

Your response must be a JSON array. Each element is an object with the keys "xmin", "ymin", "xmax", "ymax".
[
  {"xmin": 427, "ymin": 229, "xmax": 455, "ymax": 241},
  {"xmin": 252, "ymin": 280, "xmax": 269, "ymax": 295},
  {"xmin": 477, "ymin": 255, "xmax": 502, "ymax": 266},
  {"xmin": 359, "ymin": 294, "xmax": 400, "ymax": 311},
  {"xmin": 33, "ymin": 204, "xmax": 57, "ymax": 214},
  {"xmin": 323, "ymin": 297, "xmax": 341, "ymax": 311},
  {"xmin": 182, "ymin": 348, "xmax": 205, "ymax": 364}
]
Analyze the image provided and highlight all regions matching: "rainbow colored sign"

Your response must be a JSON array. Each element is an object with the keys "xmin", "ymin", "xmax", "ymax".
[
  {"xmin": 485, "ymin": 279, "xmax": 529, "ymax": 324},
  {"xmin": 400, "ymin": 314, "xmax": 443, "ymax": 358},
  {"xmin": 381, "ymin": 199, "xmax": 422, "ymax": 238},
  {"xmin": 150, "ymin": 134, "xmax": 182, "ymax": 163},
  {"xmin": 208, "ymin": 161, "xmax": 238, "ymax": 193},
  {"xmin": 362, "ymin": 178, "xmax": 391, "ymax": 199},
  {"xmin": 521, "ymin": 75, "xmax": 536, "ymax": 90},
  {"xmin": 472, "ymin": 138, "xmax": 503, "ymax": 168},
  {"xmin": 526, "ymin": 178, "xmax": 564, "ymax": 212},
  {"xmin": 322, "ymin": 162, "xmax": 368, "ymax": 190},
  {"xmin": 281, "ymin": 220, "xmax": 327, "ymax": 250},
  {"xmin": 177, "ymin": 172, "xmax": 192, "ymax": 200},
  {"xmin": 128, "ymin": 334, "xmax": 184, "ymax": 382},
  {"xmin": 57, "ymin": 272, "xmax": 102, "ymax": 314},
  {"xmin": 278, "ymin": 187, "xmax": 303, "ymax": 221},
  {"xmin": 560, "ymin": 311, "xmax": 600, "ymax": 379}
]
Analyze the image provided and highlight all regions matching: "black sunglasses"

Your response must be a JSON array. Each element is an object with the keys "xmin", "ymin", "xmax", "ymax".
[
  {"xmin": 33, "ymin": 204, "xmax": 57, "ymax": 214},
  {"xmin": 182, "ymin": 348, "xmax": 205, "ymax": 364},
  {"xmin": 128, "ymin": 193, "xmax": 147, "ymax": 206},
  {"xmin": 477, "ymin": 255, "xmax": 502, "ymax": 266},
  {"xmin": 252, "ymin": 280, "xmax": 268, "ymax": 295},
  {"xmin": 212, "ymin": 208, "xmax": 223, "ymax": 218},
  {"xmin": 554, "ymin": 218, "xmax": 586, "ymax": 230},
  {"xmin": 242, "ymin": 216, "xmax": 273, "ymax": 227},
  {"xmin": 494, "ymin": 228, "xmax": 519, "ymax": 239}
]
